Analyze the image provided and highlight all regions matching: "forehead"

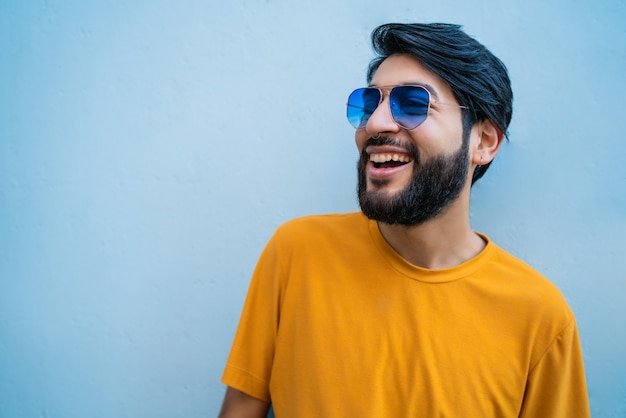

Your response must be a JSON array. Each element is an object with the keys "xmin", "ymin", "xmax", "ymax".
[{"xmin": 370, "ymin": 54, "xmax": 453, "ymax": 100}]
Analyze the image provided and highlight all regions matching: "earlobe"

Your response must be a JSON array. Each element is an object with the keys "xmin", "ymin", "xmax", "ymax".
[{"xmin": 472, "ymin": 120, "xmax": 504, "ymax": 166}]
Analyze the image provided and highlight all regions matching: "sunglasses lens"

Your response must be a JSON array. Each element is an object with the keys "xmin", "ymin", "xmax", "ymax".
[
  {"xmin": 389, "ymin": 86, "xmax": 430, "ymax": 129},
  {"xmin": 347, "ymin": 88, "xmax": 381, "ymax": 128}
]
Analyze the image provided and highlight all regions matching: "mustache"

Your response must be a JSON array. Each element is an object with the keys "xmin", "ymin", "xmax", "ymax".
[
  {"xmin": 365, "ymin": 136, "xmax": 408, "ymax": 149},
  {"xmin": 362, "ymin": 136, "xmax": 420, "ymax": 159}
]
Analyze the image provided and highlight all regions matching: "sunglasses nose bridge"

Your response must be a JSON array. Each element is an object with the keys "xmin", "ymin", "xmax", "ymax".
[
  {"xmin": 374, "ymin": 87, "xmax": 410, "ymax": 129},
  {"xmin": 364, "ymin": 88, "xmax": 402, "ymax": 134}
]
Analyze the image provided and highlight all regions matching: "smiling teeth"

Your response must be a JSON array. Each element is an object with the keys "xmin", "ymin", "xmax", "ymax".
[{"xmin": 370, "ymin": 153, "xmax": 412, "ymax": 163}]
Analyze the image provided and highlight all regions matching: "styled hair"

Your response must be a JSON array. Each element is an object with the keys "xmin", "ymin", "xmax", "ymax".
[{"xmin": 367, "ymin": 23, "xmax": 513, "ymax": 184}]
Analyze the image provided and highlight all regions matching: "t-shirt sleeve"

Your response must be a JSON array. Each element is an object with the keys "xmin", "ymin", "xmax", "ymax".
[
  {"xmin": 221, "ymin": 236, "xmax": 283, "ymax": 402},
  {"xmin": 519, "ymin": 317, "xmax": 590, "ymax": 418}
]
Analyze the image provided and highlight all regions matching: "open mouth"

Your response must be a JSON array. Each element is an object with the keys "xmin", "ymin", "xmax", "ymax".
[{"xmin": 370, "ymin": 153, "xmax": 413, "ymax": 169}]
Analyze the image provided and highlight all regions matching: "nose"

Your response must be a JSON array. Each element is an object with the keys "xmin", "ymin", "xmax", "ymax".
[{"xmin": 364, "ymin": 94, "xmax": 401, "ymax": 138}]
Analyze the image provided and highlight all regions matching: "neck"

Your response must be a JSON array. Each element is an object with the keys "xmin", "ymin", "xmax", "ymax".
[{"xmin": 377, "ymin": 192, "xmax": 485, "ymax": 270}]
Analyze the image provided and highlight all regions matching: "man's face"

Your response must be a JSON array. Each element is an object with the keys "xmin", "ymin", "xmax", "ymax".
[{"xmin": 355, "ymin": 54, "xmax": 471, "ymax": 226}]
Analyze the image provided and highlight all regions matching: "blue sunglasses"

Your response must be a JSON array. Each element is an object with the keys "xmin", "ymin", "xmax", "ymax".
[{"xmin": 346, "ymin": 85, "xmax": 465, "ymax": 130}]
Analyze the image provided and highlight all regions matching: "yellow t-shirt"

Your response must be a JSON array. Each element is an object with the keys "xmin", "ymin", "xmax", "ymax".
[{"xmin": 222, "ymin": 213, "xmax": 589, "ymax": 417}]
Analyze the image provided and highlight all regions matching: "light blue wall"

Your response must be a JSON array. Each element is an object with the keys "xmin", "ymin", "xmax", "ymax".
[{"xmin": 1, "ymin": 0, "xmax": 624, "ymax": 416}]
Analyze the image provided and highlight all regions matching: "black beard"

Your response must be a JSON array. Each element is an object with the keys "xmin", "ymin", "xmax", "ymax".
[{"xmin": 357, "ymin": 133, "xmax": 470, "ymax": 226}]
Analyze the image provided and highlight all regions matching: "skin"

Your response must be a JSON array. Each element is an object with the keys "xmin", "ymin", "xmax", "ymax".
[
  {"xmin": 356, "ymin": 54, "xmax": 503, "ymax": 269},
  {"xmin": 219, "ymin": 53, "xmax": 504, "ymax": 416},
  {"xmin": 218, "ymin": 387, "xmax": 269, "ymax": 418}
]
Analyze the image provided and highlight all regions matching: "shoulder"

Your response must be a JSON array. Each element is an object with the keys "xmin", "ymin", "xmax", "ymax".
[
  {"xmin": 274, "ymin": 212, "xmax": 369, "ymax": 241},
  {"xmin": 478, "ymin": 240, "xmax": 580, "ymax": 366},
  {"xmin": 264, "ymin": 212, "xmax": 373, "ymax": 261},
  {"xmin": 489, "ymin": 244, "xmax": 563, "ymax": 294},
  {"xmin": 486, "ymin": 241, "xmax": 574, "ymax": 323}
]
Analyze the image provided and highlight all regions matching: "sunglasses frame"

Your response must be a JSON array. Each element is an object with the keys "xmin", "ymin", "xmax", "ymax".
[{"xmin": 346, "ymin": 84, "xmax": 468, "ymax": 130}]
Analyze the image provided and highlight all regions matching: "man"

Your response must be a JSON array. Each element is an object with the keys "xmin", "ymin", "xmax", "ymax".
[{"xmin": 219, "ymin": 23, "xmax": 590, "ymax": 417}]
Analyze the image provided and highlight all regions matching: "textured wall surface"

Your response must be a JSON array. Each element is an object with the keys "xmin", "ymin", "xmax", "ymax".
[{"xmin": 1, "ymin": 0, "xmax": 625, "ymax": 417}]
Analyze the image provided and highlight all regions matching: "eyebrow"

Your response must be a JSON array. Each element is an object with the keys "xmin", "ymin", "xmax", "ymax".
[{"xmin": 368, "ymin": 82, "xmax": 441, "ymax": 100}]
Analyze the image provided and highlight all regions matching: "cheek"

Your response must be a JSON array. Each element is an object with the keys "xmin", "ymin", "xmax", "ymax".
[
  {"xmin": 412, "ymin": 119, "xmax": 465, "ymax": 155},
  {"xmin": 355, "ymin": 129, "xmax": 368, "ymax": 152}
]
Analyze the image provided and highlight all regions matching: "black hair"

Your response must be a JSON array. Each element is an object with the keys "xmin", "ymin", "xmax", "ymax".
[{"xmin": 367, "ymin": 23, "xmax": 513, "ymax": 184}]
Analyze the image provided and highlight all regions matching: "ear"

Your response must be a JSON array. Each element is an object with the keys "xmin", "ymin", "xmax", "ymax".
[{"xmin": 471, "ymin": 119, "xmax": 504, "ymax": 166}]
